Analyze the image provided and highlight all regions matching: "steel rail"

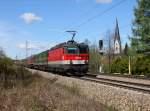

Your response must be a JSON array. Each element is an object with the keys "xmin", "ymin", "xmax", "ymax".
[
  {"xmin": 86, "ymin": 75, "xmax": 150, "ymax": 88},
  {"xmin": 77, "ymin": 76, "xmax": 150, "ymax": 94},
  {"xmin": 86, "ymin": 73, "xmax": 150, "ymax": 80}
]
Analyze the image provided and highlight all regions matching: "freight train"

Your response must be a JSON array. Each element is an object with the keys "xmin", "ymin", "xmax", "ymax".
[{"xmin": 22, "ymin": 40, "xmax": 89, "ymax": 76}]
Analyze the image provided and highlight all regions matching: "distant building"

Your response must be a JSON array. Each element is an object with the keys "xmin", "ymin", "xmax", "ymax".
[{"xmin": 114, "ymin": 19, "xmax": 122, "ymax": 55}]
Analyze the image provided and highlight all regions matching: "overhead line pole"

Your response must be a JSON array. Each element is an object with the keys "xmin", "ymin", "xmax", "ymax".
[{"xmin": 25, "ymin": 41, "xmax": 30, "ymax": 65}]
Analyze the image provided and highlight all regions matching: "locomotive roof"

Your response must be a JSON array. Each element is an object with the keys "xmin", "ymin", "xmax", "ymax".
[{"xmin": 50, "ymin": 40, "xmax": 88, "ymax": 50}]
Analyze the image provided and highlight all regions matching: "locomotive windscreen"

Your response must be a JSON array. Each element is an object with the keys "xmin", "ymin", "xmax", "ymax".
[{"xmin": 67, "ymin": 47, "xmax": 78, "ymax": 54}]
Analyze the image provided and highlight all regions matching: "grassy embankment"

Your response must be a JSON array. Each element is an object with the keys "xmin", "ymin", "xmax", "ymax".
[{"xmin": 0, "ymin": 57, "xmax": 117, "ymax": 111}]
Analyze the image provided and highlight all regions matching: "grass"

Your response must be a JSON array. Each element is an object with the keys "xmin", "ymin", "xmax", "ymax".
[
  {"xmin": 0, "ymin": 76, "xmax": 117, "ymax": 111},
  {"xmin": 105, "ymin": 105, "xmax": 118, "ymax": 111},
  {"xmin": 0, "ymin": 57, "xmax": 117, "ymax": 111}
]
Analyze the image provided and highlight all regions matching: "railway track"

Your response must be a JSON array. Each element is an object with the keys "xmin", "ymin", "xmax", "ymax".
[
  {"xmin": 27, "ymin": 68, "xmax": 150, "ymax": 94},
  {"xmin": 87, "ymin": 73, "xmax": 150, "ymax": 80},
  {"xmin": 76, "ymin": 75, "xmax": 150, "ymax": 94}
]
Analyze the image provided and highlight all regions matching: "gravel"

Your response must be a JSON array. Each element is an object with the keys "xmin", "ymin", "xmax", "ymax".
[{"xmin": 28, "ymin": 69, "xmax": 150, "ymax": 111}]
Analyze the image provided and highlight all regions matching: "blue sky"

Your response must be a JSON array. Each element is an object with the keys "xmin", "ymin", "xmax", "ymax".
[{"xmin": 0, "ymin": 0, "xmax": 136, "ymax": 59}]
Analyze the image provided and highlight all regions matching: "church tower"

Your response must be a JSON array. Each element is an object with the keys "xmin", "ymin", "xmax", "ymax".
[{"xmin": 114, "ymin": 19, "xmax": 122, "ymax": 55}]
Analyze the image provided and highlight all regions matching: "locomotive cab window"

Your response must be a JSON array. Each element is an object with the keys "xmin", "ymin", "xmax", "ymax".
[
  {"xmin": 79, "ymin": 47, "xmax": 88, "ymax": 54},
  {"xmin": 67, "ymin": 47, "xmax": 78, "ymax": 54}
]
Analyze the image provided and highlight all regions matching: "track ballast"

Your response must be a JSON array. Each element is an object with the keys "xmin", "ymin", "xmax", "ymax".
[{"xmin": 77, "ymin": 74, "xmax": 150, "ymax": 94}]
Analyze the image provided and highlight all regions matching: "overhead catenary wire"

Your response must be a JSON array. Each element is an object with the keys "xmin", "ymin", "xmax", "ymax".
[
  {"xmin": 68, "ymin": 4, "xmax": 100, "ymax": 29},
  {"xmin": 72, "ymin": 0, "xmax": 127, "ymax": 29},
  {"xmin": 49, "ymin": 0, "xmax": 128, "ymax": 36},
  {"xmin": 29, "ymin": 0, "xmax": 129, "ymax": 57}
]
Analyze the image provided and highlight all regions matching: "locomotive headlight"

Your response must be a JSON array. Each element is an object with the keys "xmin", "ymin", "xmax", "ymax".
[
  {"xmin": 75, "ymin": 56, "xmax": 81, "ymax": 59},
  {"xmin": 62, "ymin": 56, "xmax": 64, "ymax": 60}
]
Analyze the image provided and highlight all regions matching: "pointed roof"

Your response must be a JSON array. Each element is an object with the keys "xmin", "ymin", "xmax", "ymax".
[
  {"xmin": 114, "ymin": 18, "xmax": 122, "ymax": 55},
  {"xmin": 114, "ymin": 19, "xmax": 121, "ymax": 43}
]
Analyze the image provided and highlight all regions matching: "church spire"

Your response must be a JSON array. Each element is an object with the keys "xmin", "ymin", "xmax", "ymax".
[
  {"xmin": 114, "ymin": 18, "xmax": 121, "ymax": 43},
  {"xmin": 114, "ymin": 18, "xmax": 122, "ymax": 55}
]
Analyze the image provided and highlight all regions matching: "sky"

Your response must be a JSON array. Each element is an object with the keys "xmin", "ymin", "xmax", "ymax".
[{"xmin": 0, "ymin": 0, "xmax": 136, "ymax": 59}]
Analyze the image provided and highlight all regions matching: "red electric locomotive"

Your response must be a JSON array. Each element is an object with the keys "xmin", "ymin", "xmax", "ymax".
[{"xmin": 25, "ymin": 40, "xmax": 89, "ymax": 76}]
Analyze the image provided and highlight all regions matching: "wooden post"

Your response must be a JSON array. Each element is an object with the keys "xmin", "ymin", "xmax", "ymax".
[{"xmin": 129, "ymin": 56, "xmax": 131, "ymax": 75}]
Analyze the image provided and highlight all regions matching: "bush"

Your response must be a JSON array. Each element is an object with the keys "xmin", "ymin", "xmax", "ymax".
[
  {"xmin": 0, "ymin": 57, "xmax": 13, "ymax": 74},
  {"xmin": 111, "ymin": 57, "xmax": 128, "ymax": 74},
  {"xmin": 0, "ymin": 57, "xmax": 35, "ymax": 88},
  {"xmin": 110, "ymin": 55, "xmax": 150, "ymax": 76}
]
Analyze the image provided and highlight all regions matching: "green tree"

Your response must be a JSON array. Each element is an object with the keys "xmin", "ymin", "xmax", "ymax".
[
  {"xmin": 111, "ymin": 57, "xmax": 128, "ymax": 74},
  {"xmin": 132, "ymin": 0, "xmax": 150, "ymax": 52},
  {"xmin": 132, "ymin": 56, "xmax": 150, "ymax": 76},
  {"xmin": 124, "ymin": 43, "xmax": 129, "ymax": 56}
]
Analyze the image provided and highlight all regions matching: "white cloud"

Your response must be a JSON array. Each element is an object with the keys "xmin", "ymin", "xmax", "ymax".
[
  {"xmin": 96, "ymin": 0, "xmax": 112, "ymax": 4},
  {"xmin": 20, "ymin": 12, "xmax": 42, "ymax": 24}
]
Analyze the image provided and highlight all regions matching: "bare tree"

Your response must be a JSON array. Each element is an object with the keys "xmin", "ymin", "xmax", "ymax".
[
  {"xmin": 83, "ymin": 39, "xmax": 101, "ymax": 73},
  {"xmin": 102, "ymin": 30, "xmax": 115, "ymax": 73},
  {"xmin": 89, "ymin": 42, "xmax": 101, "ymax": 73}
]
